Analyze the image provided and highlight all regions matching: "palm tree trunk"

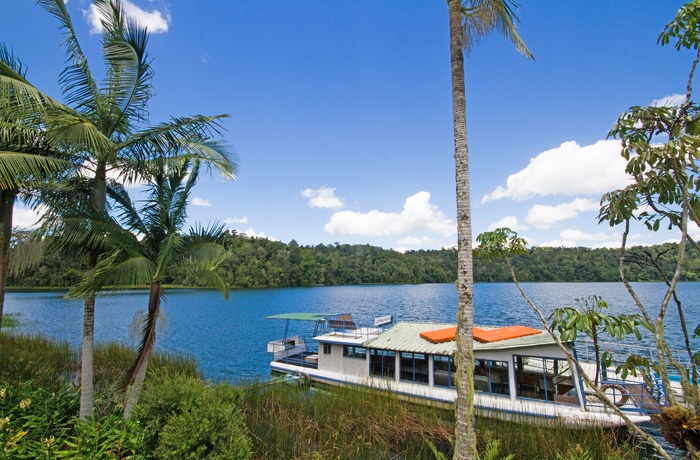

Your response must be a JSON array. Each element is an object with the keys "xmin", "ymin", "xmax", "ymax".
[
  {"xmin": 79, "ymin": 258, "xmax": 96, "ymax": 421},
  {"xmin": 123, "ymin": 279, "xmax": 162, "ymax": 420},
  {"xmin": 79, "ymin": 161, "xmax": 108, "ymax": 420},
  {"xmin": 0, "ymin": 190, "xmax": 15, "ymax": 332},
  {"xmin": 449, "ymin": 1, "xmax": 476, "ymax": 459}
]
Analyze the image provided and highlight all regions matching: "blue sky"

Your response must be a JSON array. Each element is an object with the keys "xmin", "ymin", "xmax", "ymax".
[{"xmin": 3, "ymin": 1, "xmax": 695, "ymax": 251}]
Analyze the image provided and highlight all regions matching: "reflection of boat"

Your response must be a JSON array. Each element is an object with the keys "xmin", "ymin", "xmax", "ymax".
[{"xmin": 267, "ymin": 313, "xmax": 665, "ymax": 428}]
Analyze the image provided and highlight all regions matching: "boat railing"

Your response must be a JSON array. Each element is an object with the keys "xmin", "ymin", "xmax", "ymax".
[
  {"xmin": 577, "ymin": 339, "xmax": 688, "ymax": 365},
  {"xmin": 267, "ymin": 336, "xmax": 319, "ymax": 369},
  {"xmin": 583, "ymin": 378, "xmax": 666, "ymax": 414}
]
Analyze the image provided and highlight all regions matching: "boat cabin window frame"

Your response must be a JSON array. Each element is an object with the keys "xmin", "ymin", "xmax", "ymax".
[
  {"xmin": 369, "ymin": 349, "xmax": 396, "ymax": 379},
  {"xmin": 400, "ymin": 351, "xmax": 429, "ymax": 385},
  {"xmin": 474, "ymin": 358, "xmax": 510, "ymax": 397},
  {"xmin": 322, "ymin": 343, "xmax": 331, "ymax": 355},
  {"xmin": 433, "ymin": 355, "xmax": 456, "ymax": 388},
  {"xmin": 513, "ymin": 354, "xmax": 579, "ymax": 405},
  {"xmin": 343, "ymin": 345, "xmax": 367, "ymax": 359}
]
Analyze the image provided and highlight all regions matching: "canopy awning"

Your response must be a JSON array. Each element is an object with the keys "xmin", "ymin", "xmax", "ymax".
[{"xmin": 266, "ymin": 312, "xmax": 345, "ymax": 321}]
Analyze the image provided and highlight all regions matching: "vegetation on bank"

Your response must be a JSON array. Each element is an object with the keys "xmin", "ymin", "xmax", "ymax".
[
  {"xmin": 0, "ymin": 333, "xmax": 646, "ymax": 459},
  {"xmin": 9, "ymin": 230, "xmax": 700, "ymax": 288}
]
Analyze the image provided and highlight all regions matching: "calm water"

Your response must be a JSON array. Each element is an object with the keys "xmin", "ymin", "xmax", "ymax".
[{"xmin": 6, "ymin": 282, "xmax": 699, "ymax": 382}]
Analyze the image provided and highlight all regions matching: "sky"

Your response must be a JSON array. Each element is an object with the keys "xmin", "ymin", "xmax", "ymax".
[{"xmin": 2, "ymin": 1, "xmax": 696, "ymax": 251}]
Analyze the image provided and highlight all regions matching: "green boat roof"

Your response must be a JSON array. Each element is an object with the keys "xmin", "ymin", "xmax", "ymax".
[{"xmin": 266, "ymin": 312, "xmax": 344, "ymax": 321}]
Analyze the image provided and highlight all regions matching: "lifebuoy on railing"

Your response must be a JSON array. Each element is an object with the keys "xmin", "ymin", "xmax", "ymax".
[{"xmin": 600, "ymin": 383, "xmax": 630, "ymax": 407}]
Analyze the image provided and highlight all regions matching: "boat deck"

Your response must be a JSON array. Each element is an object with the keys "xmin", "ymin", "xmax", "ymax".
[{"xmin": 272, "ymin": 350, "xmax": 319, "ymax": 369}]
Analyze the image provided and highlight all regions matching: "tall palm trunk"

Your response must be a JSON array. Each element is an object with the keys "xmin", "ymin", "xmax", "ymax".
[
  {"xmin": 449, "ymin": 1, "xmax": 476, "ymax": 459},
  {"xmin": 79, "ymin": 161, "xmax": 108, "ymax": 420},
  {"xmin": 79, "ymin": 255, "xmax": 96, "ymax": 420},
  {"xmin": 0, "ymin": 190, "xmax": 16, "ymax": 332},
  {"xmin": 123, "ymin": 279, "xmax": 162, "ymax": 420}
]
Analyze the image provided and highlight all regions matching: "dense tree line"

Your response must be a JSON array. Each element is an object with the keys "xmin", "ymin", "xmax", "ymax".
[{"xmin": 9, "ymin": 231, "xmax": 700, "ymax": 288}]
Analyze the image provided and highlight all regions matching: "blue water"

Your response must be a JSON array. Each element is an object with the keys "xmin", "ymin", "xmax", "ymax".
[{"xmin": 6, "ymin": 282, "xmax": 699, "ymax": 382}]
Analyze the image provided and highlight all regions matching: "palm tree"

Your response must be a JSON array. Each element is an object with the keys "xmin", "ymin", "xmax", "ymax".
[
  {"xmin": 447, "ymin": 1, "xmax": 532, "ymax": 458},
  {"xmin": 36, "ymin": 0, "xmax": 235, "ymax": 420},
  {"xmin": 65, "ymin": 157, "xmax": 231, "ymax": 419},
  {"xmin": 0, "ymin": 45, "xmax": 74, "ymax": 331}
]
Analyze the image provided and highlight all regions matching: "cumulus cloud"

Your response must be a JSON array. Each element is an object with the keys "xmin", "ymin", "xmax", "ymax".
[
  {"xmin": 241, "ymin": 228, "xmax": 276, "ymax": 240},
  {"xmin": 223, "ymin": 216, "xmax": 249, "ymax": 225},
  {"xmin": 487, "ymin": 216, "xmax": 528, "ymax": 232},
  {"xmin": 558, "ymin": 229, "xmax": 610, "ymax": 241},
  {"xmin": 525, "ymin": 198, "xmax": 599, "ymax": 229},
  {"xmin": 537, "ymin": 239, "xmax": 577, "ymax": 248},
  {"xmin": 481, "ymin": 140, "xmax": 632, "ymax": 203},
  {"xmin": 397, "ymin": 235, "xmax": 435, "ymax": 247},
  {"xmin": 651, "ymin": 93, "xmax": 686, "ymax": 107},
  {"xmin": 191, "ymin": 197, "xmax": 212, "ymax": 207},
  {"xmin": 12, "ymin": 205, "xmax": 45, "ymax": 229},
  {"xmin": 325, "ymin": 191, "xmax": 455, "ymax": 237},
  {"xmin": 301, "ymin": 186, "xmax": 344, "ymax": 210},
  {"xmin": 86, "ymin": 0, "xmax": 170, "ymax": 34}
]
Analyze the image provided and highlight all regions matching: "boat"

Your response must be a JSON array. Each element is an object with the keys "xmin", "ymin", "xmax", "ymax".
[{"xmin": 266, "ymin": 312, "xmax": 666, "ymax": 428}]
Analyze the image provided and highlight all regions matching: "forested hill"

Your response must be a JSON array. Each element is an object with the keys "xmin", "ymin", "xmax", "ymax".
[{"xmin": 8, "ymin": 232, "xmax": 700, "ymax": 288}]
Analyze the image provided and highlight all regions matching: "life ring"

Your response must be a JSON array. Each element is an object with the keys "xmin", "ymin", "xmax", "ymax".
[{"xmin": 599, "ymin": 384, "xmax": 629, "ymax": 407}]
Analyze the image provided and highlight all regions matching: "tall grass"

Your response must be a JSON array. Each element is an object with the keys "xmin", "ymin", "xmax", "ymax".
[
  {"xmin": 242, "ymin": 382, "xmax": 451, "ymax": 459},
  {"xmin": 242, "ymin": 382, "xmax": 645, "ymax": 460},
  {"xmin": 1, "ymin": 334, "xmax": 647, "ymax": 459}
]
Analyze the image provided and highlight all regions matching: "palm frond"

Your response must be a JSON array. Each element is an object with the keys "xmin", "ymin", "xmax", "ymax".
[
  {"xmin": 120, "ymin": 114, "xmax": 230, "ymax": 161},
  {"xmin": 106, "ymin": 181, "xmax": 148, "ymax": 236},
  {"xmin": 461, "ymin": 0, "xmax": 533, "ymax": 59},
  {"xmin": 96, "ymin": 0, "xmax": 154, "ymax": 131},
  {"xmin": 42, "ymin": 109, "xmax": 115, "ymax": 158},
  {"xmin": 37, "ymin": 0, "xmax": 99, "ymax": 112},
  {"xmin": 67, "ymin": 250, "xmax": 156, "ymax": 298},
  {"xmin": 0, "ymin": 152, "xmax": 73, "ymax": 190}
]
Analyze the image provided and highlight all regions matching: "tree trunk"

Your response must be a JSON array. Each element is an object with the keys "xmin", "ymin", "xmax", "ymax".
[
  {"xmin": 123, "ymin": 279, "xmax": 162, "ymax": 420},
  {"xmin": 449, "ymin": 1, "xmax": 477, "ymax": 459},
  {"xmin": 79, "ymin": 161, "xmax": 108, "ymax": 420},
  {"xmin": 0, "ymin": 190, "xmax": 15, "ymax": 332},
  {"xmin": 79, "ymin": 259, "xmax": 96, "ymax": 421}
]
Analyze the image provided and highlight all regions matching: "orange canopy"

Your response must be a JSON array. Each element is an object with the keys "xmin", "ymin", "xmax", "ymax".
[
  {"xmin": 419, "ymin": 326, "xmax": 457, "ymax": 344},
  {"xmin": 419, "ymin": 325, "xmax": 541, "ymax": 344},
  {"xmin": 473, "ymin": 325, "xmax": 541, "ymax": 343}
]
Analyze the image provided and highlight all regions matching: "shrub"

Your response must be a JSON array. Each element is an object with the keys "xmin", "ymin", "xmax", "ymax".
[{"xmin": 134, "ymin": 372, "xmax": 251, "ymax": 459}]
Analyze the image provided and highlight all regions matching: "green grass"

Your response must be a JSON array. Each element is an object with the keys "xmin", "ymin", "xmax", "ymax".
[
  {"xmin": 0, "ymin": 333, "xmax": 647, "ymax": 459},
  {"xmin": 1, "ymin": 313, "xmax": 20, "ymax": 328}
]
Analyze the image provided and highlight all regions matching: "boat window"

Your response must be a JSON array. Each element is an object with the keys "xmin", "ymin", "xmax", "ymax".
[
  {"xmin": 433, "ymin": 355, "xmax": 455, "ymax": 388},
  {"xmin": 343, "ymin": 346, "xmax": 367, "ymax": 359},
  {"xmin": 514, "ymin": 355, "xmax": 578, "ymax": 405},
  {"xmin": 474, "ymin": 359, "xmax": 510, "ymax": 396},
  {"xmin": 370, "ymin": 349, "xmax": 396, "ymax": 379},
  {"xmin": 323, "ymin": 344, "xmax": 331, "ymax": 355},
  {"xmin": 400, "ymin": 352, "xmax": 429, "ymax": 384}
]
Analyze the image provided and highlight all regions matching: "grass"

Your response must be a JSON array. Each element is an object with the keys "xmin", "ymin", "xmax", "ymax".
[{"xmin": 1, "ymin": 333, "xmax": 648, "ymax": 459}]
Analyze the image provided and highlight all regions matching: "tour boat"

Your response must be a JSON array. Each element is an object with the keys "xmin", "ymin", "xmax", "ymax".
[{"xmin": 267, "ymin": 313, "xmax": 666, "ymax": 428}]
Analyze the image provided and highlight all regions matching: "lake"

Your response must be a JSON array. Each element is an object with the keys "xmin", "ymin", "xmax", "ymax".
[{"xmin": 6, "ymin": 282, "xmax": 699, "ymax": 382}]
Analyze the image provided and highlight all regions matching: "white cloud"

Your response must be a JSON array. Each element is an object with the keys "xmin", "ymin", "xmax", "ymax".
[
  {"xmin": 487, "ymin": 216, "xmax": 528, "ymax": 232},
  {"xmin": 651, "ymin": 93, "xmax": 686, "ymax": 107},
  {"xmin": 12, "ymin": 205, "xmax": 46, "ymax": 229},
  {"xmin": 396, "ymin": 235, "xmax": 435, "ymax": 247},
  {"xmin": 301, "ymin": 186, "xmax": 344, "ymax": 210},
  {"xmin": 525, "ymin": 198, "xmax": 599, "ymax": 229},
  {"xmin": 241, "ymin": 228, "xmax": 276, "ymax": 240},
  {"xmin": 559, "ymin": 229, "xmax": 609, "ymax": 241},
  {"xmin": 324, "ymin": 191, "xmax": 455, "ymax": 237},
  {"xmin": 224, "ymin": 216, "xmax": 249, "ymax": 225},
  {"xmin": 191, "ymin": 197, "xmax": 212, "ymax": 207},
  {"xmin": 537, "ymin": 239, "xmax": 577, "ymax": 248},
  {"xmin": 86, "ymin": 0, "xmax": 170, "ymax": 34},
  {"xmin": 481, "ymin": 140, "xmax": 632, "ymax": 203}
]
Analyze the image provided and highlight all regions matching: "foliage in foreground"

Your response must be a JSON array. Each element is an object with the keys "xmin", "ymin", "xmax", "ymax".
[{"xmin": 0, "ymin": 333, "xmax": 645, "ymax": 459}]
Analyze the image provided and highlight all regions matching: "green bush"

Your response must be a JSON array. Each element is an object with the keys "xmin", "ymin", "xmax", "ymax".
[{"xmin": 134, "ymin": 373, "xmax": 251, "ymax": 459}]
